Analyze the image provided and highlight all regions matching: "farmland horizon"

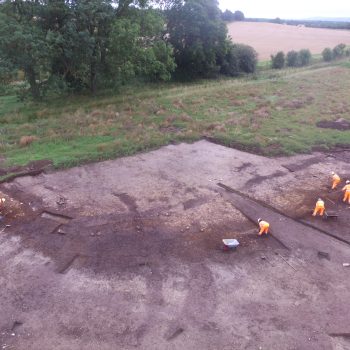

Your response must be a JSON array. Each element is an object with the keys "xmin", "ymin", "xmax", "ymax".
[
  {"xmin": 227, "ymin": 22, "xmax": 350, "ymax": 60},
  {"xmin": 244, "ymin": 17, "xmax": 350, "ymax": 22},
  {"xmin": 219, "ymin": 0, "xmax": 350, "ymax": 20}
]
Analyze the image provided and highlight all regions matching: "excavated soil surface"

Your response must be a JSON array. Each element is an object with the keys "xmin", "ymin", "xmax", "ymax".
[{"xmin": 1, "ymin": 141, "xmax": 350, "ymax": 350}]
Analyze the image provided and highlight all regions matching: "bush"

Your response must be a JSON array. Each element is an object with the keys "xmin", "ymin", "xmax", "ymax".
[
  {"xmin": 221, "ymin": 10, "xmax": 235, "ymax": 21},
  {"xmin": 218, "ymin": 42, "xmax": 257, "ymax": 76},
  {"xmin": 0, "ymin": 83, "xmax": 16, "ymax": 96},
  {"xmin": 322, "ymin": 48, "xmax": 333, "ymax": 62},
  {"xmin": 219, "ymin": 41, "xmax": 239, "ymax": 76},
  {"xmin": 286, "ymin": 50, "xmax": 298, "ymax": 67},
  {"xmin": 333, "ymin": 43, "xmax": 346, "ymax": 59},
  {"xmin": 221, "ymin": 10, "xmax": 244, "ymax": 22},
  {"xmin": 233, "ymin": 10, "xmax": 245, "ymax": 21},
  {"xmin": 271, "ymin": 51, "xmax": 285, "ymax": 69},
  {"xmin": 167, "ymin": 0, "xmax": 228, "ymax": 79},
  {"xmin": 141, "ymin": 42, "xmax": 176, "ymax": 82},
  {"xmin": 42, "ymin": 75, "xmax": 72, "ymax": 98},
  {"xmin": 235, "ymin": 44, "xmax": 258, "ymax": 73},
  {"xmin": 298, "ymin": 49, "xmax": 311, "ymax": 66}
]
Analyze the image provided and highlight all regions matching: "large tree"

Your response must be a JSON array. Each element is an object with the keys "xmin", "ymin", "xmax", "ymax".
[
  {"xmin": 108, "ymin": 9, "xmax": 176, "ymax": 83},
  {"xmin": 166, "ymin": 0, "xmax": 228, "ymax": 78},
  {"xmin": 0, "ymin": 0, "xmax": 255, "ymax": 98},
  {"xmin": 71, "ymin": 0, "xmax": 114, "ymax": 93},
  {"xmin": 0, "ymin": 0, "xmax": 175, "ymax": 97},
  {"xmin": 0, "ymin": 1, "xmax": 51, "ymax": 99}
]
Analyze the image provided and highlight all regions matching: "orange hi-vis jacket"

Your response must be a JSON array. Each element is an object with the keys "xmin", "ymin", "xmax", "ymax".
[
  {"xmin": 259, "ymin": 220, "xmax": 270, "ymax": 233},
  {"xmin": 333, "ymin": 173, "xmax": 340, "ymax": 182},
  {"xmin": 316, "ymin": 200, "xmax": 325, "ymax": 209},
  {"xmin": 343, "ymin": 184, "xmax": 350, "ymax": 193}
]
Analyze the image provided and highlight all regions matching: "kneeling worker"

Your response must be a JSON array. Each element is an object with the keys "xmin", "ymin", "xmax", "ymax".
[
  {"xmin": 343, "ymin": 180, "xmax": 350, "ymax": 204},
  {"xmin": 312, "ymin": 198, "xmax": 325, "ymax": 216},
  {"xmin": 258, "ymin": 218, "xmax": 269, "ymax": 236},
  {"xmin": 331, "ymin": 171, "xmax": 341, "ymax": 190}
]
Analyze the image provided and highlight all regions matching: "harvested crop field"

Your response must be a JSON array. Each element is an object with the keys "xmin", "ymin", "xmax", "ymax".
[
  {"xmin": 1, "ymin": 141, "xmax": 350, "ymax": 349},
  {"xmin": 228, "ymin": 22, "xmax": 350, "ymax": 60}
]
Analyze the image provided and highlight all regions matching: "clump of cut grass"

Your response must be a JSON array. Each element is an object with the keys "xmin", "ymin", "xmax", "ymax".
[{"xmin": 19, "ymin": 135, "xmax": 38, "ymax": 147}]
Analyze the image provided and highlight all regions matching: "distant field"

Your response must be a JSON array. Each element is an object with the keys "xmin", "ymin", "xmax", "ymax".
[{"xmin": 228, "ymin": 22, "xmax": 350, "ymax": 60}]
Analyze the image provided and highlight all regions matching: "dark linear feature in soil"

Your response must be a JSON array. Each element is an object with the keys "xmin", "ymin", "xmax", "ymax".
[
  {"xmin": 317, "ymin": 119, "xmax": 350, "ymax": 131},
  {"xmin": 282, "ymin": 156, "xmax": 325, "ymax": 172}
]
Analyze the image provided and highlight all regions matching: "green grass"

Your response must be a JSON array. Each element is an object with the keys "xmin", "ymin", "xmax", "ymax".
[
  {"xmin": 1, "ymin": 58, "xmax": 350, "ymax": 169},
  {"xmin": 0, "ymin": 95, "xmax": 23, "ymax": 115}
]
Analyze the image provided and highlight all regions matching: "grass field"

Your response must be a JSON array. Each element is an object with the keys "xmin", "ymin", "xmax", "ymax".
[
  {"xmin": 228, "ymin": 22, "xmax": 350, "ymax": 60},
  {"xmin": 1, "ymin": 59, "xmax": 350, "ymax": 169}
]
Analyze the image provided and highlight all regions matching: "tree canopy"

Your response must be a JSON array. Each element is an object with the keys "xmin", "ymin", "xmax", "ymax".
[
  {"xmin": 0, "ymin": 0, "xmax": 257, "ymax": 99},
  {"xmin": 221, "ymin": 9, "xmax": 245, "ymax": 22}
]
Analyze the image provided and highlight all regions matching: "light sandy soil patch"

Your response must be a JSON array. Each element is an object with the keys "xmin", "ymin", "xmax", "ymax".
[
  {"xmin": 228, "ymin": 22, "xmax": 350, "ymax": 60},
  {"xmin": 1, "ymin": 141, "xmax": 350, "ymax": 350}
]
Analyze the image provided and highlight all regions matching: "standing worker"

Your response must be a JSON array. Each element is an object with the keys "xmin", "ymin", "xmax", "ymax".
[
  {"xmin": 331, "ymin": 171, "xmax": 341, "ymax": 190},
  {"xmin": 342, "ymin": 180, "xmax": 350, "ymax": 204},
  {"xmin": 312, "ymin": 198, "xmax": 325, "ymax": 216},
  {"xmin": 258, "ymin": 218, "xmax": 269, "ymax": 236}
]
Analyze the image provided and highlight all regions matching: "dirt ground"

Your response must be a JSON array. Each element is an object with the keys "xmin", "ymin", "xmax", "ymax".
[
  {"xmin": 228, "ymin": 22, "xmax": 350, "ymax": 60},
  {"xmin": 1, "ymin": 140, "xmax": 350, "ymax": 350}
]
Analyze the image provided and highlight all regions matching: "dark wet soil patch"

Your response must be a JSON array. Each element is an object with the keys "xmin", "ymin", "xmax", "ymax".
[
  {"xmin": 219, "ymin": 182, "xmax": 350, "ymax": 246},
  {"xmin": 244, "ymin": 170, "xmax": 286, "ymax": 187},
  {"xmin": 282, "ymin": 155, "xmax": 325, "ymax": 172},
  {"xmin": 236, "ymin": 162, "xmax": 252, "ymax": 172},
  {"xmin": 183, "ymin": 197, "xmax": 208, "ymax": 210},
  {"xmin": 293, "ymin": 188, "xmax": 350, "ymax": 244},
  {"xmin": 0, "ymin": 159, "xmax": 52, "ymax": 183},
  {"xmin": 166, "ymin": 327, "xmax": 184, "ymax": 341},
  {"xmin": 3, "ymin": 203, "xmax": 282, "ymax": 277},
  {"xmin": 112, "ymin": 192, "xmax": 138, "ymax": 213},
  {"xmin": 58, "ymin": 254, "xmax": 87, "ymax": 274},
  {"xmin": 316, "ymin": 119, "xmax": 350, "ymax": 130},
  {"xmin": 326, "ymin": 149, "xmax": 350, "ymax": 163},
  {"xmin": 40, "ymin": 211, "xmax": 73, "ymax": 224}
]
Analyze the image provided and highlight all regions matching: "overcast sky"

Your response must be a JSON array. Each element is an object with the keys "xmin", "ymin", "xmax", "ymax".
[{"xmin": 218, "ymin": 0, "xmax": 350, "ymax": 19}]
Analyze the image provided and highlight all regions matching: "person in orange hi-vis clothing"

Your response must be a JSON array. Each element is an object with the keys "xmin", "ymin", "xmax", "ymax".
[
  {"xmin": 258, "ymin": 218, "xmax": 269, "ymax": 236},
  {"xmin": 312, "ymin": 198, "xmax": 325, "ymax": 216},
  {"xmin": 342, "ymin": 180, "xmax": 350, "ymax": 204},
  {"xmin": 331, "ymin": 171, "xmax": 341, "ymax": 190},
  {"xmin": 0, "ymin": 198, "xmax": 5, "ymax": 211}
]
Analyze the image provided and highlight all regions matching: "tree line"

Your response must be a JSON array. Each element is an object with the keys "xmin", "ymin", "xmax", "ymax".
[
  {"xmin": 246, "ymin": 17, "xmax": 350, "ymax": 30},
  {"xmin": 271, "ymin": 43, "xmax": 350, "ymax": 69},
  {"xmin": 0, "ymin": 0, "xmax": 258, "ymax": 99}
]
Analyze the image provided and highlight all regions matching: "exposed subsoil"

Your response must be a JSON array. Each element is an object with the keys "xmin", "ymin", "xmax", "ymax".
[{"xmin": 1, "ymin": 141, "xmax": 350, "ymax": 350}]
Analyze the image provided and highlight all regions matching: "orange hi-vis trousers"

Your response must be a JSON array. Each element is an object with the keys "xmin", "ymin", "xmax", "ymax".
[
  {"xmin": 259, "ymin": 221, "xmax": 269, "ymax": 235},
  {"xmin": 313, "ymin": 202, "xmax": 325, "ymax": 216},
  {"xmin": 343, "ymin": 185, "xmax": 350, "ymax": 204},
  {"xmin": 344, "ymin": 190, "xmax": 350, "ymax": 204},
  {"xmin": 332, "ymin": 176, "xmax": 340, "ymax": 189}
]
